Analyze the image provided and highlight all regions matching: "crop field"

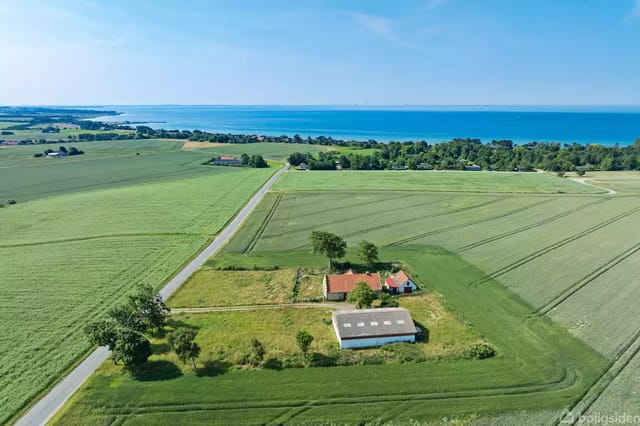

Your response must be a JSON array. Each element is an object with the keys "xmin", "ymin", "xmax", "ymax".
[
  {"xmin": 275, "ymin": 170, "xmax": 604, "ymax": 193},
  {"xmin": 197, "ymin": 142, "xmax": 329, "ymax": 160},
  {"xmin": 0, "ymin": 149, "xmax": 224, "ymax": 202},
  {"xmin": 52, "ymin": 247, "xmax": 607, "ymax": 425},
  {"xmin": 0, "ymin": 166, "xmax": 275, "ymax": 424},
  {"xmin": 215, "ymin": 170, "xmax": 640, "ymax": 419}
]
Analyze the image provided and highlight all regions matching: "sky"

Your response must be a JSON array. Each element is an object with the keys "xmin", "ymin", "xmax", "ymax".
[{"xmin": 1, "ymin": 0, "xmax": 639, "ymax": 105}]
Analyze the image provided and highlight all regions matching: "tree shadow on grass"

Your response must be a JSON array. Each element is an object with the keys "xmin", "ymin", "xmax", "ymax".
[
  {"xmin": 132, "ymin": 360, "xmax": 183, "ymax": 381},
  {"xmin": 195, "ymin": 359, "xmax": 233, "ymax": 377},
  {"xmin": 152, "ymin": 342, "xmax": 171, "ymax": 355}
]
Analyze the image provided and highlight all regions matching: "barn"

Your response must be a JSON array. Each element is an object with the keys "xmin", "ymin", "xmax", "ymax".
[{"xmin": 332, "ymin": 307, "xmax": 417, "ymax": 349}]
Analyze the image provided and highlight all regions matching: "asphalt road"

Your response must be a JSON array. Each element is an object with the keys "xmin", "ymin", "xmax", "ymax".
[{"xmin": 15, "ymin": 163, "xmax": 289, "ymax": 426}]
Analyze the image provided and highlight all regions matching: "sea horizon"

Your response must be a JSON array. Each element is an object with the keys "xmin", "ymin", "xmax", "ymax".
[{"xmin": 76, "ymin": 104, "xmax": 640, "ymax": 146}]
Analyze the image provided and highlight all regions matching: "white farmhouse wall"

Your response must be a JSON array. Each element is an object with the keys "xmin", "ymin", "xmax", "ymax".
[{"xmin": 338, "ymin": 334, "xmax": 415, "ymax": 349}]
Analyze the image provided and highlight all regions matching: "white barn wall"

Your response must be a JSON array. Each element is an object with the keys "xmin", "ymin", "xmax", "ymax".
[{"xmin": 338, "ymin": 335, "xmax": 415, "ymax": 349}]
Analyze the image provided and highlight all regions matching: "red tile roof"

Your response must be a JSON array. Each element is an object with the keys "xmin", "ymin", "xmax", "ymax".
[
  {"xmin": 385, "ymin": 270, "xmax": 411, "ymax": 288},
  {"xmin": 219, "ymin": 156, "xmax": 236, "ymax": 160},
  {"xmin": 325, "ymin": 271, "xmax": 382, "ymax": 293}
]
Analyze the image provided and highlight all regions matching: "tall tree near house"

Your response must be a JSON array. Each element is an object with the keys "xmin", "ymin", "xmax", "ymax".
[
  {"xmin": 358, "ymin": 240, "xmax": 379, "ymax": 266},
  {"xmin": 168, "ymin": 328, "xmax": 201, "ymax": 369},
  {"xmin": 295, "ymin": 330, "xmax": 314, "ymax": 355},
  {"xmin": 309, "ymin": 231, "xmax": 346, "ymax": 270},
  {"xmin": 127, "ymin": 284, "xmax": 171, "ymax": 332},
  {"xmin": 347, "ymin": 281, "xmax": 377, "ymax": 309}
]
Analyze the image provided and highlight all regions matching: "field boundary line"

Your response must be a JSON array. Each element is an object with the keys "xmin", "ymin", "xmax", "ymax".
[
  {"xmin": 468, "ymin": 205, "xmax": 640, "ymax": 288},
  {"xmin": 554, "ymin": 328, "xmax": 640, "ymax": 425},
  {"xmin": 243, "ymin": 193, "xmax": 283, "ymax": 253},
  {"xmin": 0, "ymin": 232, "xmax": 204, "ymax": 249},
  {"xmin": 457, "ymin": 197, "xmax": 610, "ymax": 252},
  {"xmin": 14, "ymin": 163, "xmax": 290, "ymax": 426},
  {"xmin": 387, "ymin": 198, "xmax": 553, "ymax": 247},
  {"xmin": 535, "ymin": 242, "xmax": 640, "ymax": 316}
]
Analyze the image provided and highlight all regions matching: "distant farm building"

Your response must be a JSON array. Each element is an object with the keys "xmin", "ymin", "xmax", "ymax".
[
  {"xmin": 214, "ymin": 156, "xmax": 243, "ymax": 166},
  {"xmin": 332, "ymin": 307, "xmax": 417, "ymax": 349},
  {"xmin": 465, "ymin": 164, "xmax": 482, "ymax": 171},
  {"xmin": 417, "ymin": 163, "xmax": 433, "ymax": 170},
  {"xmin": 46, "ymin": 151, "xmax": 66, "ymax": 158},
  {"xmin": 323, "ymin": 269, "xmax": 382, "ymax": 301},
  {"xmin": 297, "ymin": 162, "xmax": 309, "ymax": 170},
  {"xmin": 384, "ymin": 270, "xmax": 418, "ymax": 294}
]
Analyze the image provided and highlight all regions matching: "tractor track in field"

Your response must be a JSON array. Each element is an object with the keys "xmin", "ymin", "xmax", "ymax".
[
  {"xmin": 243, "ymin": 193, "xmax": 283, "ymax": 253},
  {"xmin": 387, "ymin": 197, "xmax": 554, "ymax": 247},
  {"xmin": 456, "ymin": 197, "xmax": 611, "ymax": 252},
  {"xmin": 93, "ymin": 364, "xmax": 576, "ymax": 421},
  {"xmin": 534, "ymin": 241, "xmax": 640, "ymax": 316},
  {"xmin": 468, "ymin": 205, "xmax": 640, "ymax": 289},
  {"xmin": 0, "ymin": 232, "xmax": 204, "ymax": 249},
  {"xmin": 555, "ymin": 327, "xmax": 640, "ymax": 425},
  {"xmin": 288, "ymin": 196, "xmax": 507, "ymax": 250}
]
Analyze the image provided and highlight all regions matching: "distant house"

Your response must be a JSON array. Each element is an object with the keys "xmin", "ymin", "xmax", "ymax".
[
  {"xmin": 297, "ymin": 162, "xmax": 309, "ymax": 170},
  {"xmin": 465, "ymin": 164, "xmax": 482, "ymax": 171},
  {"xmin": 323, "ymin": 269, "xmax": 382, "ymax": 301},
  {"xmin": 417, "ymin": 163, "xmax": 433, "ymax": 170},
  {"xmin": 214, "ymin": 155, "xmax": 243, "ymax": 166},
  {"xmin": 332, "ymin": 307, "xmax": 417, "ymax": 349},
  {"xmin": 391, "ymin": 164, "xmax": 407, "ymax": 170},
  {"xmin": 46, "ymin": 151, "xmax": 66, "ymax": 158},
  {"xmin": 384, "ymin": 270, "xmax": 418, "ymax": 294},
  {"xmin": 1, "ymin": 141, "xmax": 18, "ymax": 146}
]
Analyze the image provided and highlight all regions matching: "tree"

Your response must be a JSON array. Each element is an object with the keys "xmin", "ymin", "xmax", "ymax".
[
  {"xmin": 358, "ymin": 241, "xmax": 379, "ymax": 266},
  {"xmin": 309, "ymin": 231, "xmax": 346, "ymax": 269},
  {"xmin": 379, "ymin": 292, "xmax": 399, "ymax": 308},
  {"xmin": 295, "ymin": 330, "xmax": 314, "ymax": 355},
  {"xmin": 127, "ymin": 284, "xmax": 170, "ymax": 332},
  {"xmin": 108, "ymin": 304, "xmax": 147, "ymax": 333},
  {"xmin": 84, "ymin": 319, "xmax": 118, "ymax": 351},
  {"xmin": 347, "ymin": 281, "xmax": 377, "ymax": 309},
  {"xmin": 111, "ymin": 328, "xmax": 152, "ymax": 369},
  {"xmin": 240, "ymin": 153, "xmax": 250, "ymax": 165},
  {"xmin": 575, "ymin": 169, "xmax": 586, "ymax": 177},
  {"xmin": 168, "ymin": 328, "xmax": 201, "ymax": 369}
]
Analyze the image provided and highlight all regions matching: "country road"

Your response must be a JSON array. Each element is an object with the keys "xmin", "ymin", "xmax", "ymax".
[{"xmin": 15, "ymin": 163, "xmax": 289, "ymax": 426}]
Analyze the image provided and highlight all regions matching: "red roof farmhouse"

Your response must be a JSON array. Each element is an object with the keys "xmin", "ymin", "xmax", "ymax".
[
  {"xmin": 323, "ymin": 269, "xmax": 382, "ymax": 301},
  {"xmin": 384, "ymin": 270, "xmax": 417, "ymax": 294}
]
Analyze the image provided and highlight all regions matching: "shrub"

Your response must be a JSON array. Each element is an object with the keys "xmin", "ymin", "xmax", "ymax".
[
  {"xmin": 306, "ymin": 352, "xmax": 337, "ymax": 367},
  {"xmin": 262, "ymin": 357, "xmax": 283, "ymax": 370},
  {"xmin": 360, "ymin": 354, "xmax": 384, "ymax": 365},
  {"xmin": 7, "ymin": 200, "xmax": 16, "ymax": 205},
  {"xmin": 464, "ymin": 342, "xmax": 496, "ymax": 360},
  {"xmin": 380, "ymin": 342, "xmax": 425, "ymax": 363}
]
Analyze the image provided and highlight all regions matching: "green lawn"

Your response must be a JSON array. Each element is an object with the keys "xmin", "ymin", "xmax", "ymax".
[
  {"xmin": 0, "ymin": 166, "xmax": 276, "ymax": 425},
  {"xmin": 51, "ymin": 247, "xmax": 608, "ymax": 425},
  {"xmin": 168, "ymin": 268, "xmax": 297, "ymax": 308},
  {"xmin": 275, "ymin": 170, "xmax": 604, "ymax": 193}
]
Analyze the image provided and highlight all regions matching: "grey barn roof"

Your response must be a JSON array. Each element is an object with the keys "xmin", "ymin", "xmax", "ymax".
[{"xmin": 332, "ymin": 308, "xmax": 417, "ymax": 340}]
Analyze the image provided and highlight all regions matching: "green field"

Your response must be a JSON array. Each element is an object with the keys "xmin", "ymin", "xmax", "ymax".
[
  {"xmin": 51, "ymin": 247, "xmax": 607, "ymax": 425},
  {"xmin": 196, "ymin": 142, "xmax": 329, "ymax": 160},
  {"xmin": 0, "ymin": 142, "xmax": 219, "ymax": 202},
  {"xmin": 274, "ymin": 170, "xmax": 604, "ymax": 193},
  {"xmin": 0, "ymin": 163, "xmax": 275, "ymax": 424},
  {"xmin": 19, "ymin": 168, "xmax": 640, "ymax": 424}
]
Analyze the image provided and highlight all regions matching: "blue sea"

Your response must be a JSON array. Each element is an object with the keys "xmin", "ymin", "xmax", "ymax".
[{"xmin": 91, "ymin": 105, "xmax": 640, "ymax": 146}]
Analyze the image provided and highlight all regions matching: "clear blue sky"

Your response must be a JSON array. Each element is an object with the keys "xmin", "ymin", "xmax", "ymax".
[{"xmin": 1, "ymin": 0, "xmax": 639, "ymax": 105}]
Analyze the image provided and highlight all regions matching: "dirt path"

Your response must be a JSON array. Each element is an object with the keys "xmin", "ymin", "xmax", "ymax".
[
  {"xmin": 171, "ymin": 302, "xmax": 355, "ymax": 314},
  {"xmin": 569, "ymin": 177, "xmax": 617, "ymax": 195}
]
